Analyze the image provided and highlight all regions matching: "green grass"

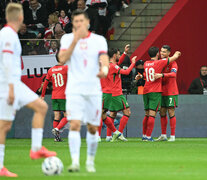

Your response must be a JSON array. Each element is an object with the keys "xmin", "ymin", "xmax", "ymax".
[{"xmin": 2, "ymin": 138, "xmax": 207, "ymax": 180}]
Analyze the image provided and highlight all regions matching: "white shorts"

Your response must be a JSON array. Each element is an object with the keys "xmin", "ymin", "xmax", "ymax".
[
  {"xmin": 0, "ymin": 81, "xmax": 38, "ymax": 121},
  {"xmin": 66, "ymin": 94, "xmax": 102, "ymax": 126}
]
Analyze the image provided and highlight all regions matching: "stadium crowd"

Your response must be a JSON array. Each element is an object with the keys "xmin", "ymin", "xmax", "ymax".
[{"xmin": 0, "ymin": 0, "xmax": 131, "ymax": 55}]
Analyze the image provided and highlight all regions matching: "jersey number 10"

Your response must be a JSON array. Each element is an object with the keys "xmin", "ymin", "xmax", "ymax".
[
  {"xmin": 52, "ymin": 73, "xmax": 64, "ymax": 87},
  {"xmin": 145, "ymin": 68, "xmax": 155, "ymax": 82}
]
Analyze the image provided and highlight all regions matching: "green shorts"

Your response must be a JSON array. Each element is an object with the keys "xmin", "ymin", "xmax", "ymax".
[
  {"xmin": 102, "ymin": 93, "xmax": 112, "ymax": 110},
  {"xmin": 109, "ymin": 95, "xmax": 129, "ymax": 112},
  {"xmin": 143, "ymin": 92, "xmax": 162, "ymax": 111},
  {"xmin": 161, "ymin": 95, "xmax": 178, "ymax": 108},
  {"xmin": 52, "ymin": 99, "xmax": 66, "ymax": 111}
]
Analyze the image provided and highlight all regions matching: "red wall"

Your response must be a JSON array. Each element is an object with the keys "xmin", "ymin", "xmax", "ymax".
[{"xmin": 131, "ymin": 0, "xmax": 207, "ymax": 94}]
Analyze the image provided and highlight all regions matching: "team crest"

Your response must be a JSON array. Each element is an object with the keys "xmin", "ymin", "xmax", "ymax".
[{"xmin": 80, "ymin": 41, "xmax": 88, "ymax": 50}]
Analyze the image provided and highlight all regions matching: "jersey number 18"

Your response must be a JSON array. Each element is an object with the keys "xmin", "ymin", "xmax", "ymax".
[
  {"xmin": 52, "ymin": 73, "xmax": 64, "ymax": 87},
  {"xmin": 145, "ymin": 68, "xmax": 155, "ymax": 82}
]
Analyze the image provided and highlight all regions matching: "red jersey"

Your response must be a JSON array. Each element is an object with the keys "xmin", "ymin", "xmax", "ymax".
[
  {"xmin": 101, "ymin": 65, "xmax": 113, "ymax": 94},
  {"xmin": 41, "ymin": 65, "xmax": 68, "ymax": 99},
  {"xmin": 143, "ymin": 58, "xmax": 169, "ymax": 94},
  {"xmin": 110, "ymin": 62, "xmax": 135, "ymax": 96},
  {"xmin": 162, "ymin": 61, "xmax": 179, "ymax": 96}
]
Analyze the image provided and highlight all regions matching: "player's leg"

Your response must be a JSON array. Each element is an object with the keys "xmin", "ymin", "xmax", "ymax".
[
  {"xmin": 156, "ymin": 104, "xmax": 168, "ymax": 141},
  {"xmin": 146, "ymin": 93, "xmax": 162, "ymax": 141},
  {"xmin": 52, "ymin": 111, "xmax": 61, "ymax": 141},
  {"xmin": 98, "ymin": 118, "xmax": 103, "ymax": 142},
  {"xmin": 85, "ymin": 95, "xmax": 102, "ymax": 173},
  {"xmin": 26, "ymin": 98, "xmax": 56, "ymax": 159},
  {"xmin": 168, "ymin": 108, "xmax": 176, "ymax": 142},
  {"xmin": 0, "ymin": 120, "xmax": 17, "ymax": 177},
  {"xmin": 67, "ymin": 95, "xmax": 83, "ymax": 172},
  {"xmin": 142, "ymin": 94, "xmax": 149, "ymax": 140},
  {"xmin": 108, "ymin": 111, "xmax": 120, "ymax": 142}
]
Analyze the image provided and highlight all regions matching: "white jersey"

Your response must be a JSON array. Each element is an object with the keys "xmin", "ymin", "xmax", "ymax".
[
  {"xmin": 0, "ymin": 25, "xmax": 22, "ymax": 97},
  {"xmin": 60, "ymin": 32, "xmax": 108, "ymax": 95}
]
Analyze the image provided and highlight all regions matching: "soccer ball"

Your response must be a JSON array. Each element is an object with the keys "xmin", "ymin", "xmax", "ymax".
[{"xmin": 42, "ymin": 157, "xmax": 63, "ymax": 176}]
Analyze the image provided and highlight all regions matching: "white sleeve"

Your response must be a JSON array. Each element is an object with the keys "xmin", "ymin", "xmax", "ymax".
[
  {"xmin": 60, "ymin": 34, "xmax": 73, "ymax": 51},
  {"xmin": 2, "ymin": 35, "xmax": 16, "ymax": 84},
  {"xmin": 98, "ymin": 36, "xmax": 108, "ymax": 56}
]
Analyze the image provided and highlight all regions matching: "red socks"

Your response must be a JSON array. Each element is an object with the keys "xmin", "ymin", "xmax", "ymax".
[
  {"xmin": 104, "ymin": 116, "xmax": 116, "ymax": 133},
  {"xmin": 118, "ymin": 115, "xmax": 129, "ymax": 133},
  {"xmin": 170, "ymin": 116, "xmax": 176, "ymax": 136},
  {"xmin": 107, "ymin": 116, "xmax": 114, "ymax": 136},
  {"xmin": 161, "ymin": 116, "xmax": 168, "ymax": 135},
  {"xmin": 56, "ymin": 117, "xmax": 68, "ymax": 130},
  {"xmin": 146, "ymin": 116, "xmax": 155, "ymax": 137},
  {"xmin": 98, "ymin": 119, "xmax": 103, "ymax": 136},
  {"xmin": 142, "ymin": 116, "xmax": 148, "ymax": 135},
  {"xmin": 53, "ymin": 120, "xmax": 59, "ymax": 128}
]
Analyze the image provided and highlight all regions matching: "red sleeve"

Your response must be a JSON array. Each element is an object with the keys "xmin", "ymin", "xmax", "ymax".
[
  {"xmin": 119, "ymin": 63, "xmax": 135, "ymax": 75},
  {"xmin": 117, "ymin": 53, "xmax": 126, "ymax": 65},
  {"xmin": 41, "ymin": 80, "xmax": 49, "ymax": 98},
  {"xmin": 164, "ymin": 62, "xmax": 178, "ymax": 78},
  {"xmin": 111, "ymin": 64, "xmax": 121, "ymax": 74},
  {"xmin": 159, "ymin": 58, "xmax": 169, "ymax": 70}
]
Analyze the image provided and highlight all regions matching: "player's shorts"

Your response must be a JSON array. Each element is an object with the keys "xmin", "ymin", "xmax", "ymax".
[
  {"xmin": 0, "ymin": 81, "xmax": 38, "ymax": 121},
  {"xmin": 102, "ymin": 93, "xmax": 112, "ymax": 110},
  {"xmin": 161, "ymin": 95, "xmax": 178, "ymax": 108},
  {"xmin": 66, "ymin": 94, "xmax": 102, "ymax": 126},
  {"xmin": 52, "ymin": 99, "xmax": 66, "ymax": 111},
  {"xmin": 109, "ymin": 95, "xmax": 130, "ymax": 112},
  {"xmin": 143, "ymin": 92, "xmax": 162, "ymax": 111}
]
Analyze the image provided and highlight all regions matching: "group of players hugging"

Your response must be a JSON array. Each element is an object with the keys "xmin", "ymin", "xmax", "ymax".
[{"xmin": 41, "ymin": 44, "xmax": 181, "ymax": 143}]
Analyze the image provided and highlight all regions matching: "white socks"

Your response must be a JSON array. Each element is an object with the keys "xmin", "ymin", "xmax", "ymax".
[
  {"xmin": 0, "ymin": 144, "xmax": 5, "ymax": 170},
  {"xmin": 86, "ymin": 131, "xmax": 98, "ymax": 165},
  {"xmin": 31, "ymin": 128, "xmax": 43, "ymax": 152},
  {"xmin": 68, "ymin": 131, "xmax": 81, "ymax": 166}
]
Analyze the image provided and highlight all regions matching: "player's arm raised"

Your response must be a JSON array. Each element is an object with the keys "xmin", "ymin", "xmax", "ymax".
[
  {"xmin": 97, "ymin": 54, "xmax": 109, "ymax": 78},
  {"xmin": 59, "ymin": 25, "xmax": 88, "ymax": 64},
  {"xmin": 168, "ymin": 51, "xmax": 181, "ymax": 63},
  {"xmin": 117, "ymin": 44, "xmax": 130, "ymax": 65},
  {"xmin": 119, "ymin": 56, "xmax": 137, "ymax": 75}
]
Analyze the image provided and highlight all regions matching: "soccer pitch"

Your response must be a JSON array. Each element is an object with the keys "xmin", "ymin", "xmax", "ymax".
[{"xmin": 3, "ymin": 138, "xmax": 207, "ymax": 180}]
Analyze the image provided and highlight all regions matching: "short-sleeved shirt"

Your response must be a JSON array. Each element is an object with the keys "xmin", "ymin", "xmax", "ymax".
[
  {"xmin": 46, "ymin": 65, "xmax": 68, "ymax": 99},
  {"xmin": 109, "ymin": 63, "xmax": 123, "ymax": 96},
  {"xmin": 162, "ymin": 61, "xmax": 179, "ymax": 96},
  {"xmin": 143, "ymin": 58, "xmax": 169, "ymax": 94},
  {"xmin": 60, "ymin": 32, "xmax": 108, "ymax": 95},
  {"xmin": 101, "ymin": 64, "xmax": 113, "ymax": 94},
  {"xmin": 0, "ymin": 25, "xmax": 22, "ymax": 97}
]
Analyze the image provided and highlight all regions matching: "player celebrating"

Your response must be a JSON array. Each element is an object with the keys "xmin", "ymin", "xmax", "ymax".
[
  {"xmin": 99, "ymin": 45, "xmax": 130, "ymax": 142},
  {"xmin": 41, "ymin": 54, "xmax": 68, "ymax": 142},
  {"xmin": 155, "ymin": 45, "xmax": 179, "ymax": 142},
  {"xmin": 58, "ymin": 10, "xmax": 109, "ymax": 173},
  {"xmin": 0, "ymin": 3, "xmax": 56, "ymax": 177},
  {"xmin": 138, "ymin": 46, "xmax": 181, "ymax": 141},
  {"xmin": 107, "ymin": 49, "xmax": 137, "ymax": 142}
]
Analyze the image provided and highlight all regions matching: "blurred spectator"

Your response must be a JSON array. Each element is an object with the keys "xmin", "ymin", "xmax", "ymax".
[
  {"xmin": 44, "ymin": 29, "xmax": 53, "ymax": 51},
  {"xmin": 23, "ymin": 0, "xmax": 48, "ymax": 30},
  {"xmin": 53, "ymin": 23, "xmax": 65, "ymax": 39},
  {"xmin": 188, "ymin": 66, "xmax": 207, "ymax": 94},
  {"xmin": 18, "ymin": 23, "xmax": 37, "ymax": 46},
  {"xmin": 36, "ymin": 76, "xmax": 52, "ymax": 95},
  {"xmin": 59, "ymin": 10, "xmax": 70, "ymax": 28},
  {"xmin": 86, "ymin": 0, "xmax": 108, "ymax": 36},
  {"xmin": 48, "ymin": 13, "xmax": 59, "ymax": 31},
  {"xmin": 49, "ymin": 40, "xmax": 59, "ymax": 55},
  {"xmin": 66, "ymin": 0, "xmax": 78, "ymax": 15},
  {"xmin": 77, "ymin": 0, "xmax": 99, "ymax": 33},
  {"xmin": 131, "ymin": 60, "xmax": 145, "ymax": 94},
  {"xmin": 46, "ymin": 0, "xmax": 68, "ymax": 16},
  {"xmin": 22, "ymin": 35, "xmax": 47, "ymax": 55}
]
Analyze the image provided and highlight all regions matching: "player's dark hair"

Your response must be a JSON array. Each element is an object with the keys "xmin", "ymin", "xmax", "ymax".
[
  {"xmin": 162, "ymin": 45, "xmax": 171, "ymax": 52},
  {"xmin": 148, "ymin": 46, "xmax": 159, "ymax": 58},
  {"xmin": 71, "ymin": 9, "xmax": 89, "ymax": 21},
  {"xmin": 56, "ymin": 51, "xmax": 59, "ymax": 63},
  {"xmin": 108, "ymin": 48, "xmax": 118, "ymax": 58}
]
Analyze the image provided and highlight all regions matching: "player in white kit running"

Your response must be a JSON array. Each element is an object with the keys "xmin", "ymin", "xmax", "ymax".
[
  {"xmin": 0, "ymin": 3, "xmax": 56, "ymax": 177},
  {"xmin": 59, "ymin": 10, "xmax": 109, "ymax": 173}
]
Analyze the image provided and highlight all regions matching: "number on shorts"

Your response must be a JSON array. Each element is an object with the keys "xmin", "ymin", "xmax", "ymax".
[
  {"xmin": 52, "ymin": 73, "xmax": 64, "ymax": 87},
  {"xmin": 145, "ymin": 67, "xmax": 155, "ymax": 82},
  {"xmin": 169, "ymin": 98, "xmax": 173, "ymax": 105}
]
